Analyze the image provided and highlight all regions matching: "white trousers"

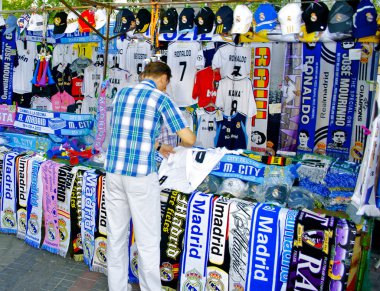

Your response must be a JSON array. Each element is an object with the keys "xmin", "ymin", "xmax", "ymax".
[{"xmin": 106, "ymin": 172, "xmax": 162, "ymax": 291}]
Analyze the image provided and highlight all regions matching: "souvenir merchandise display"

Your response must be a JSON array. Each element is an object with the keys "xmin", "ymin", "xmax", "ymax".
[{"xmin": 0, "ymin": 1, "xmax": 379, "ymax": 290}]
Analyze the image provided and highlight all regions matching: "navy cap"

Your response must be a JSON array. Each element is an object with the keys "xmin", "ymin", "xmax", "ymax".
[
  {"xmin": 302, "ymin": 2, "xmax": 329, "ymax": 33},
  {"xmin": 114, "ymin": 9, "xmax": 135, "ymax": 34},
  {"xmin": 353, "ymin": 0, "xmax": 378, "ymax": 38},
  {"xmin": 53, "ymin": 12, "xmax": 68, "ymax": 35},
  {"xmin": 134, "ymin": 8, "xmax": 151, "ymax": 34},
  {"xmin": 215, "ymin": 6, "xmax": 233, "ymax": 34},
  {"xmin": 179, "ymin": 7, "xmax": 195, "ymax": 32},
  {"xmin": 159, "ymin": 8, "xmax": 178, "ymax": 34},
  {"xmin": 328, "ymin": 1, "xmax": 354, "ymax": 34},
  {"xmin": 195, "ymin": 7, "xmax": 215, "ymax": 34}
]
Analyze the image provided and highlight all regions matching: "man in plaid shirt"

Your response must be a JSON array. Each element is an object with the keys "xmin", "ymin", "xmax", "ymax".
[{"xmin": 105, "ymin": 61, "xmax": 195, "ymax": 291}]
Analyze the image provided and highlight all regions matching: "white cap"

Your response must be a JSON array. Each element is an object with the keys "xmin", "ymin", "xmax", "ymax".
[
  {"xmin": 95, "ymin": 8, "xmax": 107, "ymax": 30},
  {"xmin": 231, "ymin": 4, "xmax": 253, "ymax": 34},
  {"xmin": 28, "ymin": 13, "xmax": 44, "ymax": 31},
  {"xmin": 218, "ymin": 178, "xmax": 248, "ymax": 198},
  {"xmin": 64, "ymin": 11, "xmax": 78, "ymax": 34},
  {"xmin": 278, "ymin": 3, "xmax": 302, "ymax": 35}
]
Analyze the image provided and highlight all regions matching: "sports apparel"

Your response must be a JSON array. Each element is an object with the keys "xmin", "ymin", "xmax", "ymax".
[
  {"xmin": 215, "ymin": 112, "xmax": 248, "ymax": 150},
  {"xmin": 65, "ymin": 12, "xmax": 79, "ymax": 34},
  {"xmin": 254, "ymin": 3, "xmax": 278, "ymax": 32},
  {"xmin": 4, "ymin": 15, "xmax": 17, "ymax": 35},
  {"xmin": 53, "ymin": 12, "xmax": 68, "ymax": 35},
  {"xmin": 113, "ymin": 8, "xmax": 135, "ymax": 34},
  {"xmin": 81, "ymin": 95, "xmax": 98, "ymax": 115},
  {"xmin": 215, "ymin": 6, "xmax": 234, "ymax": 34},
  {"xmin": 104, "ymin": 79, "xmax": 188, "ymax": 177},
  {"xmin": 52, "ymin": 64, "xmax": 72, "ymax": 94},
  {"xmin": 216, "ymin": 76, "xmax": 257, "ymax": 117},
  {"xmin": 51, "ymin": 91, "xmax": 75, "ymax": 112},
  {"xmin": 31, "ymin": 96, "xmax": 52, "ymax": 111},
  {"xmin": 328, "ymin": 1, "xmax": 354, "ymax": 34},
  {"xmin": 73, "ymin": 43, "xmax": 98, "ymax": 60},
  {"xmin": 353, "ymin": 0, "xmax": 378, "ymax": 38},
  {"xmin": 82, "ymin": 65, "xmax": 103, "ymax": 98},
  {"xmin": 195, "ymin": 109, "xmax": 217, "ymax": 148},
  {"xmin": 302, "ymin": 2, "xmax": 329, "ymax": 33},
  {"xmin": 212, "ymin": 43, "xmax": 251, "ymax": 78},
  {"xmin": 115, "ymin": 38, "xmax": 130, "ymax": 70},
  {"xmin": 178, "ymin": 7, "xmax": 195, "ymax": 33},
  {"xmin": 278, "ymin": 3, "xmax": 302, "ymax": 35},
  {"xmin": 106, "ymin": 68, "xmax": 132, "ymax": 99},
  {"xmin": 52, "ymin": 44, "xmax": 78, "ymax": 67},
  {"xmin": 13, "ymin": 40, "xmax": 37, "ymax": 94},
  {"xmin": 195, "ymin": 7, "xmax": 215, "ymax": 35},
  {"xmin": 71, "ymin": 76, "xmax": 84, "ymax": 97},
  {"xmin": 160, "ymin": 8, "xmax": 178, "ymax": 34},
  {"xmin": 70, "ymin": 57, "xmax": 93, "ymax": 76},
  {"xmin": 78, "ymin": 9, "xmax": 95, "ymax": 33},
  {"xmin": 166, "ymin": 41, "xmax": 204, "ymax": 107},
  {"xmin": 192, "ymin": 66, "xmax": 221, "ymax": 109},
  {"xmin": 124, "ymin": 40, "xmax": 152, "ymax": 84},
  {"xmin": 231, "ymin": 5, "xmax": 253, "ymax": 34}
]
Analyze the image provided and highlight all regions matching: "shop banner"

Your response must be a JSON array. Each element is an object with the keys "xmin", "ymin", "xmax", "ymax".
[
  {"xmin": 297, "ymin": 43, "xmax": 322, "ymax": 154},
  {"xmin": 0, "ymin": 104, "xmax": 16, "ymax": 126},
  {"xmin": 326, "ymin": 42, "xmax": 360, "ymax": 159},
  {"xmin": 1, "ymin": 30, "xmax": 17, "ymax": 105},
  {"xmin": 14, "ymin": 107, "xmax": 94, "ymax": 136}
]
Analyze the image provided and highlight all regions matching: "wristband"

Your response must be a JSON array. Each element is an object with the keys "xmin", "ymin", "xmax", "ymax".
[{"xmin": 156, "ymin": 142, "xmax": 162, "ymax": 152}]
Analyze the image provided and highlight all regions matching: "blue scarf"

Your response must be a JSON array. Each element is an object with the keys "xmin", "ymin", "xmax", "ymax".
[
  {"xmin": 1, "ymin": 132, "xmax": 54, "ymax": 152},
  {"xmin": 1, "ymin": 29, "xmax": 17, "ymax": 104}
]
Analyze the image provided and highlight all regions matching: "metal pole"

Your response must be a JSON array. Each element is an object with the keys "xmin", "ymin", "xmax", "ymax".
[{"xmin": 103, "ymin": 6, "xmax": 112, "ymax": 79}]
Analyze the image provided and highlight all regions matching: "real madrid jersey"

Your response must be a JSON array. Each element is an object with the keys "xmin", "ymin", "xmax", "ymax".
[
  {"xmin": 166, "ymin": 41, "xmax": 205, "ymax": 107},
  {"xmin": 124, "ymin": 40, "xmax": 152, "ymax": 84},
  {"xmin": 212, "ymin": 43, "xmax": 252, "ymax": 78},
  {"xmin": 13, "ymin": 40, "xmax": 37, "ymax": 94},
  {"xmin": 195, "ymin": 109, "xmax": 218, "ymax": 149},
  {"xmin": 216, "ymin": 76, "xmax": 257, "ymax": 118},
  {"xmin": 52, "ymin": 44, "xmax": 78, "ymax": 67},
  {"xmin": 82, "ymin": 65, "xmax": 103, "ymax": 98}
]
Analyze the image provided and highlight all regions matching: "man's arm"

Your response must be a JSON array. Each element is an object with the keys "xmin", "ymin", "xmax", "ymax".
[{"xmin": 177, "ymin": 128, "xmax": 196, "ymax": 147}]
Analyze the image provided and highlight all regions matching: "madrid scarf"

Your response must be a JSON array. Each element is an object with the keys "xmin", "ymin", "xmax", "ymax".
[
  {"xmin": 0, "ymin": 152, "xmax": 19, "ymax": 234},
  {"xmin": 128, "ymin": 220, "xmax": 139, "ymax": 284},
  {"xmin": 180, "ymin": 191, "xmax": 213, "ymax": 291},
  {"xmin": 57, "ymin": 165, "xmax": 76, "ymax": 257},
  {"xmin": 160, "ymin": 190, "xmax": 189, "ymax": 290},
  {"xmin": 16, "ymin": 154, "xmax": 31, "ymax": 239},
  {"xmin": 81, "ymin": 169, "xmax": 99, "ymax": 270}
]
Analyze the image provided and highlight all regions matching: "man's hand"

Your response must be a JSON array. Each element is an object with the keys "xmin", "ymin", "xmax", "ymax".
[{"xmin": 159, "ymin": 143, "xmax": 175, "ymax": 158}]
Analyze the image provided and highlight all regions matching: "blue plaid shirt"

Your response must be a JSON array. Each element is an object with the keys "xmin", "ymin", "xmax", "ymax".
[{"xmin": 105, "ymin": 79, "xmax": 187, "ymax": 176}]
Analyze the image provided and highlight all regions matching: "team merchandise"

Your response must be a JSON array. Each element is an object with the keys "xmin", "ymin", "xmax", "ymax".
[{"xmin": 0, "ymin": 1, "xmax": 379, "ymax": 291}]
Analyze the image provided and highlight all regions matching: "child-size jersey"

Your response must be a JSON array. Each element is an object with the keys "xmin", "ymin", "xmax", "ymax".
[
  {"xmin": 215, "ymin": 112, "xmax": 248, "ymax": 150},
  {"xmin": 13, "ymin": 40, "xmax": 37, "ymax": 94}
]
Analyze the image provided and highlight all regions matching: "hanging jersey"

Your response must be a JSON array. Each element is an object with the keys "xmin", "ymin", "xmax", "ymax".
[
  {"xmin": 124, "ymin": 40, "xmax": 152, "ymax": 84},
  {"xmin": 212, "ymin": 43, "xmax": 252, "ymax": 78},
  {"xmin": 81, "ymin": 95, "xmax": 98, "ymax": 115},
  {"xmin": 31, "ymin": 96, "xmax": 52, "ymax": 111},
  {"xmin": 215, "ymin": 112, "xmax": 248, "ymax": 150},
  {"xmin": 166, "ymin": 41, "xmax": 205, "ymax": 107},
  {"xmin": 115, "ymin": 38, "xmax": 129, "ymax": 70},
  {"xmin": 82, "ymin": 65, "xmax": 103, "ymax": 98},
  {"xmin": 52, "ymin": 44, "xmax": 78, "ymax": 67},
  {"xmin": 70, "ymin": 57, "xmax": 93, "ymax": 76},
  {"xmin": 71, "ymin": 76, "xmax": 84, "ymax": 97},
  {"xmin": 51, "ymin": 91, "xmax": 75, "ymax": 112},
  {"xmin": 192, "ymin": 66, "xmax": 221, "ymax": 109},
  {"xmin": 216, "ymin": 76, "xmax": 257, "ymax": 117},
  {"xmin": 52, "ymin": 64, "xmax": 72, "ymax": 94},
  {"xmin": 13, "ymin": 40, "xmax": 37, "ymax": 94},
  {"xmin": 106, "ymin": 68, "xmax": 133, "ymax": 99},
  {"xmin": 73, "ymin": 43, "xmax": 98, "ymax": 60},
  {"xmin": 195, "ymin": 109, "xmax": 218, "ymax": 148}
]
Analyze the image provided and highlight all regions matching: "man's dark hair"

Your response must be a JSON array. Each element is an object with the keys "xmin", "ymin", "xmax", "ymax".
[
  {"xmin": 142, "ymin": 61, "xmax": 172, "ymax": 81},
  {"xmin": 252, "ymin": 131, "xmax": 266, "ymax": 145},
  {"xmin": 299, "ymin": 129, "xmax": 309, "ymax": 137},
  {"xmin": 333, "ymin": 129, "xmax": 346, "ymax": 137}
]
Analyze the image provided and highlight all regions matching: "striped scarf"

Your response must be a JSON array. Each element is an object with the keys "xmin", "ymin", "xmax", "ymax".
[{"xmin": 16, "ymin": 154, "xmax": 30, "ymax": 239}]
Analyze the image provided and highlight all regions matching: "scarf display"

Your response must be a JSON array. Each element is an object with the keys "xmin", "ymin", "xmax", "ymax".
[
  {"xmin": 160, "ymin": 190, "xmax": 189, "ymax": 290},
  {"xmin": 25, "ymin": 158, "xmax": 44, "ymax": 248},
  {"xmin": 93, "ymin": 173, "xmax": 107, "ymax": 275},
  {"xmin": 1, "ymin": 29, "xmax": 17, "ymax": 104},
  {"xmin": 70, "ymin": 167, "xmax": 88, "ymax": 261},
  {"xmin": 246, "ymin": 203, "xmax": 281, "ymax": 290},
  {"xmin": 16, "ymin": 154, "xmax": 30, "ymax": 239},
  {"xmin": 93, "ymin": 80, "xmax": 108, "ymax": 152},
  {"xmin": 0, "ymin": 104, "xmax": 16, "ymax": 126},
  {"xmin": 297, "ymin": 42, "xmax": 321, "ymax": 155},
  {"xmin": 41, "ymin": 161, "xmax": 61, "ymax": 254},
  {"xmin": 206, "ymin": 196, "xmax": 231, "ymax": 291},
  {"xmin": 287, "ymin": 210, "xmax": 336, "ymax": 291},
  {"xmin": 2, "ymin": 132, "xmax": 54, "ymax": 152},
  {"xmin": 228, "ymin": 199, "xmax": 256, "ymax": 290},
  {"xmin": 0, "ymin": 152, "xmax": 19, "ymax": 234},
  {"xmin": 180, "ymin": 191, "xmax": 213, "ymax": 291},
  {"xmin": 57, "ymin": 164, "xmax": 75, "ymax": 257},
  {"xmin": 81, "ymin": 169, "xmax": 99, "ymax": 270},
  {"xmin": 128, "ymin": 220, "xmax": 139, "ymax": 284}
]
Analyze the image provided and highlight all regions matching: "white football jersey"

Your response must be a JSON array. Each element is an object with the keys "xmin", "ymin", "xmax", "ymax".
[
  {"xmin": 106, "ymin": 68, "xmax": 133, "ymax": 99},
  {"xmin": 212, "ymin": 43, "xmax": 251, "ymax": 78},
  {"xmin": 82, "ymin": 65, "xmax": 103, "ymax": 98},
  {"xmin": 124, "ymin": 40, "xmax": 152, "ymax": 84},
  {"xmin": 31, "ymin": 96, "xmax": 52, "ymax": 111},
  {"xmin": 13, "ymin": 40, "xmax": 37, "ymax": 94},
  {"xmin": 116, "ymin": 38, "xmax": 130, "ymax": 70},
  {"xmin": 52, "ymin": 44, "xmax": 78, "ymax": 67},
  {"xmin": 81, "ymin": 95, "xmax": 98, "ymax": 115},
  {"xmin": 195, "ymin": 109, "xmax": 218, "ymax": 148},
  {"xmin": 216, "ymin": 76, "xmax": 257, "ymax": 118},
  {"xmin": 166, "ymin": 41, "xmax": 205, "ymax": 107}
]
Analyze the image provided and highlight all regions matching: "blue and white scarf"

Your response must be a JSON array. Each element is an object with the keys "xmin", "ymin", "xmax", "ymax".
[
  {"xmin": 1, "ymin": 29, "xmax": 17, "ymax": 104},
  {"xmin": 0, "ymin": 152, "xmax": 19, "ymax": 234},
  {"xmin": 81, "ymin": 169, "xmax": 99, "ymax": 270},
  {"xmin": 16, "ymin": 155, "xmax": 31, "ymax": 239},
  {"xmin": 180, "ymin": 191, "xmax": 213, "ymax": 291},
  {"xmin": 2, "ymin": 132, "xmax": 54, "ymax": 152}
]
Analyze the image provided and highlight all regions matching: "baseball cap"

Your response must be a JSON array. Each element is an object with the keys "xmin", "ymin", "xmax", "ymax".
[
  {"xmin": 159, "ymin": 8, "xmax": 178, "ymax": 34},
  {"xmin": 95, "ymin": 8, "xmax": 107, "ymax": 30},
  {"xmin": 5, "ymin": 15, "xmax": 17, "ymax": 35},
  {"xmin": 65, "ymin": 12, "xmax": 79, "ymax": 34},
  {"xmin": 78, "ymin": 9, "xmax": 96, "ymax": 33},
  {"xmin": 178, "ymin": 7, "xmax": 195, "ymax": 33},
  {"xmin": 134, "ymin": 8, "xmax": 151, "ymax": 34},
  {"xmin": 353, "ymin": 0, "xmax": 378, "ymax": 39},
  {"xmin": 231, "ymin": 5, "xmax": 253, "ymax": 34},
  {"xmin": 219, "ymin": 178, "xmax": 248, "ymax": 198},
  {"xmin": 17, "ymin": 14, "xmax": 30, "ymax": 34},
  {"xmin": 215, "ymin": 6, "xmax": 234, "ymax": 34},
  {"xmin": 114, "ymin": 8, "xmax": 135, "ymax": 34},
  {"xmin": 302, "ymin": 2, "xmax": 329, "ymax": 33},
  {"xmin": 27, "ymin": 13, "xmax": 44, "ymax": 32},
  {"xmin": 278, "ymin": 3, "xmax": 302, "ymax": 35},
  {"xmin": 328, "ymin": 1, "xmax": 354, "ymax": 34},
  {"xmin": 195, "ymin": 7, "xmax": 215, "ymax": 35},
  {"xmin": 254, "ymin": 3, "xmax": 277, "ymax": 33},
  {"xmin": 53, "ymin": 12, "xmax": 68, "ymax": 35},
  {"xmin": 298, "ymin": 24, "xmax": 321, "ymax": 42}
]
